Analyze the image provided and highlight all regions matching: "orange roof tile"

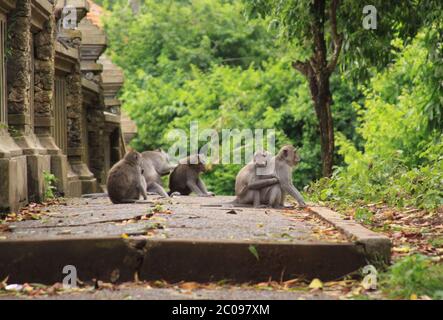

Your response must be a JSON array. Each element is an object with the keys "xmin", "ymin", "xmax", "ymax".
[{"xmin": 86, "ymin": 0, "xmax": 106, "ymax": 28}]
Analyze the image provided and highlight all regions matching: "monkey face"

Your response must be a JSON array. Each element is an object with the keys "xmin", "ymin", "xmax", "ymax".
[
  {"xmin": 280, "ymin": 145, "xmax": 300, "ymax": 166},
  {"xmin": 253, "ymin": 150, "xmax": 271, "ymax": 168},
  {"xmin": 197, "ymin": 162, "xmax": 207, "ymax": 172}
]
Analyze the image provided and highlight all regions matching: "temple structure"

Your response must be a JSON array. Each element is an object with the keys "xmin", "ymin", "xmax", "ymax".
[{"xmin": 0, "ymin": 0, "xmax": 128, "ymax": 213}]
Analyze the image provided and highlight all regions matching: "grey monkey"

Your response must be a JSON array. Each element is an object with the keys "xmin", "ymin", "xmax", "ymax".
[
  {"xmin": 107, "ymin": 150, "xmax": 148, "ymax": 204},
  {"xmin": 141, "ymin": 149, "xmax": 176, "ymax": 197},
  {"xmin": 234, "ymin": 150, "xmax": 280, "ymax": 207},
  {"xmin": 168, "ymin": 154, "xmax": 214, "ymax": 196},
  {"xmin": 259, "ymin": 145, "xmax": 306, "ymax": 208}
]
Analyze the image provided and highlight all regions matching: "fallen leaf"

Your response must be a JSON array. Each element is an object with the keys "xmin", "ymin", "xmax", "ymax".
[
  {"xmin": 309, "ymin": 278, "xmax": 323, "ymax": 289},
  {"xmin": 393, "ymin": 246, "xmax": 410, "ymax": 253},
  {"xmin": 179, "ymin": 282, "xmax": 200, "ymax": 290},
  {"xmin": 248, "ymin": 245, "xmax": 260, "ymax": 261}
]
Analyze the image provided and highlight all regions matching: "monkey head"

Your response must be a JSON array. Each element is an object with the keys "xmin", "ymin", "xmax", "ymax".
[
  {"xmin": 253, "ymin": 150, "xmax": 272, "ymax": 168},
  {"xmin": 180, "ymin": 154, "xmax": 207, "ymax": 172},
  {"xmin": 124, "ymin": 150, "xmax": 142, "ymax": 166},
  {"xmin": 278, "ymin": 145, "xmax": 300, "ymax": 167}
]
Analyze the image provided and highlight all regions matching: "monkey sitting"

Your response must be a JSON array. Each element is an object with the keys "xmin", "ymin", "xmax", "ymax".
[
  {"xmin": 168, "ymin": 154, "xmax": 214, "ymax": 197},
  {"xmin": 141, "ymin": 149, "xmax": 176, "ymax": 197},
  {"xmin": 259, "ymin": 145, "xmax": 307, "ymax": 208},
  {"xmin": 107, "ymin": 151, "xmax": 148, "ymax": 204},
  {"xmin": 234, "ymin": 150, "xmax": 281, "ymax": 207}
]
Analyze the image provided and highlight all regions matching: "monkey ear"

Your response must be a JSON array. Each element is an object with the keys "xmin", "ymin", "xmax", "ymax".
[{"xmin": 283, "ymin": 148, "xmax": 289, "ymax": 158}]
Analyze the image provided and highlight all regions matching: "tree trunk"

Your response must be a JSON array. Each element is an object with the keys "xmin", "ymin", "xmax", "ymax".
[
  {"xmin": 292, "ymin": 0, "xmax": 340, "ymax": 177},
  {"xmin": 310, "ymin": 75, "xmax": 334, "ymax": 177}
]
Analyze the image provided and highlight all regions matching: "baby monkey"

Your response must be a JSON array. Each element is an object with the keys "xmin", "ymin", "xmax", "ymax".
[{"xmin": 168, "ymin": 154, "xmax": 214, "ymax": 197}]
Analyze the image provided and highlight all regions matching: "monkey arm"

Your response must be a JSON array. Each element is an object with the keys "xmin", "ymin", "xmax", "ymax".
[
  {"xmin": 186, "ymin": 180, "xmax": 206, "ymax": 196},
  {"xmin": 147, "ymin": 182, "xmax": 169, "ymax": 198},
  {"xmin": 282, "ymin": 182, "xmax": 306, "ymax": 206},
  {"xmin": 138, "ymin": 185, "xmax": 148, "ymax": 200},
  {"xmin": 196, "ymin": 178, "xmax": 214, "ymax": 196},
  {"xmin": 248, "ymin": 177, "xmax": 279, "ymax": 190}
]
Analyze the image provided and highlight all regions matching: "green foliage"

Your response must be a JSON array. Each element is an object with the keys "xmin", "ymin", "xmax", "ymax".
[
  {"xmin": 246, "ymin": 0, "xmax": 443, "ymax": 82},
  {"xmin": 43, "ymin": 171, "xmax": 57, "ymax": 201},
  {"xmin": 380, "ymin": 255, "xmax": 443, "ymax": 299},
  {"xmin": 248, "ymin": 245, "xmax": 260, "ymax": 261},
  {"xmin": 104, "ymin": 1, "xmax": 442, "ymax": 203},
  {"xmin": 354, "ymin": 208, "xmax": 373, "ymax": 225},
  {"xmin": 104, "ymin": 0, "xmax": 362, "ymax": 194},
  {"xmin": 308, "ymin": 34, "xmax": 443, "ymax": 209}
]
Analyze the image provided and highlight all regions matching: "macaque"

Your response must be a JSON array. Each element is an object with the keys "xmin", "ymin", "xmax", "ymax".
[
  {"xmin": 107, "ymin": 151, "xmax": 148, "ymax": 204},
  {"xmin": 168, "ymin": 154, "xmax": 214, "ymax": 196},
  {"xmin": 260, "ymin": 145, "xmax": 306, "ymax": 208},
  {"xmin": 141, "ymin": 149, "xmax": 176, "ymax": 197},
  {"xmin": 234, "ymin": 150, "xmax": 280, "ymax": 207}
]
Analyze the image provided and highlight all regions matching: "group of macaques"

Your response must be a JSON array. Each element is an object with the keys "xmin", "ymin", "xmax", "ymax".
[{"xmin": 106, "ymin": 145, "xmax": 306, "ymax": 208}]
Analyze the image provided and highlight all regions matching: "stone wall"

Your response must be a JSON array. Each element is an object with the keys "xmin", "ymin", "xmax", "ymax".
[{"xmin": 0, "ymin": 0, "xmax": 125, "ymax": 213}]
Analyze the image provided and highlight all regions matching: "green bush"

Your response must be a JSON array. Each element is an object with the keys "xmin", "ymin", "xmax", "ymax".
[
  {"xmin": 380, "ymin": 255, "xmax": 443, "ymax": 299},
  {"xmin": 308, "ymin": 33, "xmax": 443, "ymax": 209}
]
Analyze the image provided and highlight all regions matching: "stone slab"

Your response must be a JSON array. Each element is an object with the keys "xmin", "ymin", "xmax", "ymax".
[{"xmin": 308, "ymin": 206, "xmax": 391, "ymax": 265}]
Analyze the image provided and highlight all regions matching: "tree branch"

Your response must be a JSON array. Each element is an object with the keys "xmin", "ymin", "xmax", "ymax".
[{"xmin": 327, "ymin": 0, "xmax": 343, "ymax": 75}]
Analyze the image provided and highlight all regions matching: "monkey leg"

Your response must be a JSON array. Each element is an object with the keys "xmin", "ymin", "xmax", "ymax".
[
  {"xmin": 253, "ymin": 190, "xmax": 261, "ymax": 207},
  {"xmin": 268, "ymin": 185, "xmax": 282, "ymax": 208},
  {"xmin": 147, "ymin": 182, "xmax": 169, "ymax": 198}
]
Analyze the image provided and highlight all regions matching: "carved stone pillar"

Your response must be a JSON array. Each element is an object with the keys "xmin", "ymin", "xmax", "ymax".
[
  {"xmin": 78, "ymin": 18, "xmax": 106, "ymax": 188},
  {"xmin": 34, "ymin": 0, "xmax": 68, "ymax": 195},
  {"xmin": 7, "ymin": 0, "xmax": 50, "ymax": 203},
  {"xmin": 0, "ymin": 0, "xmax": 27, "ymax": 213},
  {"xmin": 56, "ymin": 0, "xmax": 97, "ymax": 195},
  {"xmin": 99, "ymin": 55, "xmax": 125, "ymax": 180}
]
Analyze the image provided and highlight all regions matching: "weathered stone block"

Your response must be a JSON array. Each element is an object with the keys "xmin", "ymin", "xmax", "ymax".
[
  {"xmin": 50, "ymin": 154, "xmax": 68, "ymax": 196},
  {"xmin": 26, "ymin": 154, "xmax": 51, "ymax": 203},
  {"xmin": 0, "ymin": 156, "xmax": 28, "ymax": 213},
  {"xmin": 66, "ymin": 176, "xmax": 82, "ymax": 198}
]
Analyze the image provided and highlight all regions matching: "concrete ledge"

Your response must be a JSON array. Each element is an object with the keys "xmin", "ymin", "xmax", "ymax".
[
  {"xmin": 0, "ymin": 238, "xmax": 141, "ymax": 284},
  {"xmin": 139, "ymin": 239, "xmax": 367, "ymax": 283},
  {"xmin": 308, "ymin": 206, "xmax": 391, "ymax": 266},
  {"xmin": 0, "ymin": 237, "xmax": 367, "ymax": 285}
]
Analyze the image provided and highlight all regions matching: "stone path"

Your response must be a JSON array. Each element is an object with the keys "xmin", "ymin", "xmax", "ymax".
[
  {"xmin": 0, "ymin": 196, "xmax": 390, "ymax": 288},
  {"xmin": 0, "ymin": 286, "xmax": 335, "ymax": 300},
  {"xmin": 4, "ymin": 196, "xmax": 347, "ymax": 243}
]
